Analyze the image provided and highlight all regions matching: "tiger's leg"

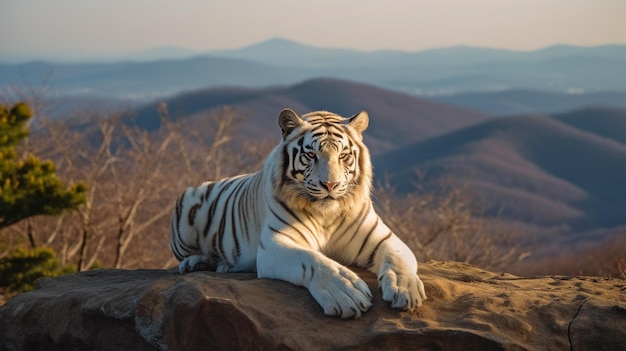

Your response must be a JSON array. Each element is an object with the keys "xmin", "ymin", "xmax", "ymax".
[
  {"xmin": 257, "ymin": 229, "xmax": 373, "ymax": 318},
  {"xmin": 369, "ymin": 232, "xmax": 427, "ymax": 311}
]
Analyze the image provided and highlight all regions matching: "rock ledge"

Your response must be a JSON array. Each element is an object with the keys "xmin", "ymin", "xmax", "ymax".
[{"xmin": 1, "ymin": 262, "xmax": 624, "ymax": 350}]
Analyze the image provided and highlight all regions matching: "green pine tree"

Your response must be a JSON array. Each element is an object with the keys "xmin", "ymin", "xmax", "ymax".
[
  {"xmin": 0, "ymin": 247, "xmax": 77, "ymax": 292},
  {"xmin": 0, "ymin": 102, "xmax": 86, "ymax": 229}
]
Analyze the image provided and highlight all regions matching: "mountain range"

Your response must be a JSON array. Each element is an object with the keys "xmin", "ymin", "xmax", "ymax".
[
  {"xmin": 3, "ymin": 38, "xmax": 624, "ymax": 254},
  {"xmin": 132, "ymin": 78, "xmax": 492, "ymax": 153},
  {"xmin": 374, "ymin": 106, "xmax": 626, "ymax": 245},
  {"xmin": 2, "ymin": 38, "xmax": 625, "ymax": 101}
]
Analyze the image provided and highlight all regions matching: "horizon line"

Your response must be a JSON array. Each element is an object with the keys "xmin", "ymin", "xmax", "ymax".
[{"xmin": 2, "ymin": 37, "xmax": 626, "ymax": 64}]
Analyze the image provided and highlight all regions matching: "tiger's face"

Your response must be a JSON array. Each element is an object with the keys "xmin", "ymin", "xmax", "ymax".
[
  {"xmin": 295, "ymin": 130, "xmax": 359, "ymax": 201},
  {"xmin": 276, "ymin": 109, "xmax": 371, "ymax": 212}
]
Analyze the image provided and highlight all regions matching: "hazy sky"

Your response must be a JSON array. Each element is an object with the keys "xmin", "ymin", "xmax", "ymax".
[{"xmin": 1, "ymin": 0, "xmax": 625, "ymax": 59}]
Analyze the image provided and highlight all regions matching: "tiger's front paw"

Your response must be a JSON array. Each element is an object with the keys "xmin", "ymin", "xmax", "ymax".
[
  {"xmin": 309, "ymin": 265, "xmax": 373, "ymax": 318},
  {"xmin": 379, "ymin": 268, "xmax": 426, "ymax": 311}
]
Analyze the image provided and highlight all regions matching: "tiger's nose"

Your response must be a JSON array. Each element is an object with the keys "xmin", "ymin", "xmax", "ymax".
[{"xmin": 321, "ymin": 181, "xmax": 339, "ymax": 191}]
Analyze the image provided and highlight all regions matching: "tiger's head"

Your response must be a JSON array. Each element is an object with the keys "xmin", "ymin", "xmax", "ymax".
[{"xmin": 272, "ymin": 108, "xmax": 372, "ymax": 215}]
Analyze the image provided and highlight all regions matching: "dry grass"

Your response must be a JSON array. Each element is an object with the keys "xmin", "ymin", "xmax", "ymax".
[
  {"xmin": 515, "ymin": 235, "xmax": 626, "ymax": 278},
  {"xmin": 375, "ymin": 176, "xmax": 529, "ymax": 272}
]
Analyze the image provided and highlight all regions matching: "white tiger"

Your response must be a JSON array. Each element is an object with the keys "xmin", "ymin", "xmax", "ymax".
[{"xmin": 170, "ymin": 108, "xmax": 426, "ymax": 318}]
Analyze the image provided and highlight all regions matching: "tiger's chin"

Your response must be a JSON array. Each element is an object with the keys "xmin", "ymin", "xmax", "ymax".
[
  {"xmin": 278, "ymin": 184, "xmax": 360, "ymax": 217},
  {"xmin": 310, "ymin": 190, "xmax": 351, "ymax": 204},
  {"xmin": 302, "ymin": 193, "xmax": 342, "ymax": 205},
  {"xmin": 288, "ymin": 192, "xmax": 346, "ymax": 216},
  {"xmin": 310, "ymin": 199, "xmax": 343, "ymax": 217},
  {"xmin": 310, "ymin": 192, "xmax": 362, "ymax": 217},
  {"xmin": 312, "ymin": 192, "xmax": 339, "ymax": 201}
]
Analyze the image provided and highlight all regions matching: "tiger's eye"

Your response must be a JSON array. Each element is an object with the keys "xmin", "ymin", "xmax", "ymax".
[{"xmin": 306, "ymin": 151, "xmax": 316, "ymax": 159}]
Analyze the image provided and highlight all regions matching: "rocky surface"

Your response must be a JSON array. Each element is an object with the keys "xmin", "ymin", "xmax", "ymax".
[{"xmin": 0, "ymin": 261, "xmax": 625, "ymax": 351}]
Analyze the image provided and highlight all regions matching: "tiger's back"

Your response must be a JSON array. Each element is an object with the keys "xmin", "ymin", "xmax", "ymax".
[{"xmin": 170, "ymin": 172, "xmax": 267, "ymax": 273}]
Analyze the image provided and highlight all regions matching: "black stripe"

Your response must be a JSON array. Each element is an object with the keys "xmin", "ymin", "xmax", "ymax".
[
  {"xmin": 231, "ymin": 211, "xmax": 241, "ymax": 261},
  {"xmin": 366, "ymin": 232, "xmax": 392, "ymax": 268},
  {"xmin": 229, "ymin": 179, "xmax": 250, "ymax": 262},
  {"xmin": 217, "ymin": 179, "xmax": 247, "ymax": 266},
  {"xmin": 203, "ymin": 182, "xmax": 216, "ymax": 201},
  {"xmin": 300, "ymin": 264, "xmax": 315, "ymax": 280},
  {"xmin": 295, "ymin": 205, "xmax": 323, "ymax": 247},
  {"xmin": 290, "ymin": 146, "xmax": 302, "ymax": 179},
  {"xmin": 306, "ymin": 116, "xmax": 324, "ymax": 124},
  {"xmin": 195, "ymin": 230, "xmax": 201, "ymax": 256},
  {"xmin": 216, "ymin": 214, "xmax": 227, "ymax": 262},
  {"xmin": 203, "ymin": 196, "xmax": 219, "ymax": 238},
  {"xmin": 170, "ymin": 222, "xmax": 186, "ymax": 261},
  {"xmin": 274, "ymin": 196, "xmax": 320, "ymax": 247},
  {"xmin": 171, "ymin": 196, "xmax": 196, "ymax": 256},
  {"xmin": 172, "ymin": 225, "xmax": 195, "ymax": 255},
  {"xmin": 247, "ymin": 174, "xmax": 263, "ymax": 234},
  {"xmin": 238, "ymin": 179, "xmax": 251, "ymax": 243},
  {"xmin": 211, "ymin": 234, "xmax": 219, "ymax": 260},
  {"xmin": 188, "ymin": 203, "xmax": 200, "ymax": 226},
  {"xmin": 268, "ymin": 225, "xmax": 301, "ymax": 245},
  {"xmin": 203, "ymin": 180, "xmax": 238, "ymax": 238},
  {"xmin": 333, "ymin": 212, "xmax": 347, "ymax": 232},
  {"xmin": 356, "ymin": 217, "xmax": 379, "ymax": 259},
  {"xmin": 329, "ymin": 131, "xmax": 344, "ymax": 139},
  {"xmin": 343, "ymin": 203, "xmax": 370, "ymax": 243},
  {"xmin": 285, "ymin": 128, "xmax": 311, "ymax": 143},
  {"xmin": 269, "ymin": 206, "xmax": 311, "ymax": 246},
  {"xmin": 274, "ymin": 196, "xmax": 305, "ymax": 224}
]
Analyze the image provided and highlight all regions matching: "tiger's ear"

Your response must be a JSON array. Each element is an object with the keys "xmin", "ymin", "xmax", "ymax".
[
  {"xmin": 348, "ymin": 111, "xmax": 369, "ymax": 134},
  {"xmin": 278, "ymin": 108, "xmax": 303, "ymax": 137}
]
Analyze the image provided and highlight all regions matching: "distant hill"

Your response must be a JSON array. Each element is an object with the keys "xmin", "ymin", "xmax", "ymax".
[
  {"xmin": 2, "ymin": 39, "xmax": 625, "ymax": 99},
  {"xmin": 126, "ymin": 46, "xmax": 202, "ymax": 62},
  {"xmin": 132, "ymin": 78, "xmax": 493, "ymax": 153},
  {"xmin": 553, "ymin": 106, "xmax": 626, "ymax": 144},
  {"xmin": 209, "ymin": 38, "xmax": 364, "ymax": 68},
  {"xmin": 373, "ymin": 106, "xmax": 626, "ymax": 243},
  {"xmin": 0, "ymin": 56, "xmax": 308, "ymax": 99},
  {"xmin": 210, "ymin": 38, "xmax": 626, "ymax": 69},
  {"xmin": 431, "ymin": 90, "xmax": 626, "ymax": 115}
]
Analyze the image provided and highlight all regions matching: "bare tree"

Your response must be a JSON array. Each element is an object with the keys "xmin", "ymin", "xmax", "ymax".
[
  {"xmin": 108, "ymin": 123, "xmax": 178, "ymax": 268},
  {"xmin": 159, "ymin": 104, "xmax": 247, "ymax": 181},
  {"xmin": 375, "ymin": 175, "xmax": 528, "ymax": 271},
  {"xmin": 18, "ymin": 104, "xmax": 257, "ymax": 270}
]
